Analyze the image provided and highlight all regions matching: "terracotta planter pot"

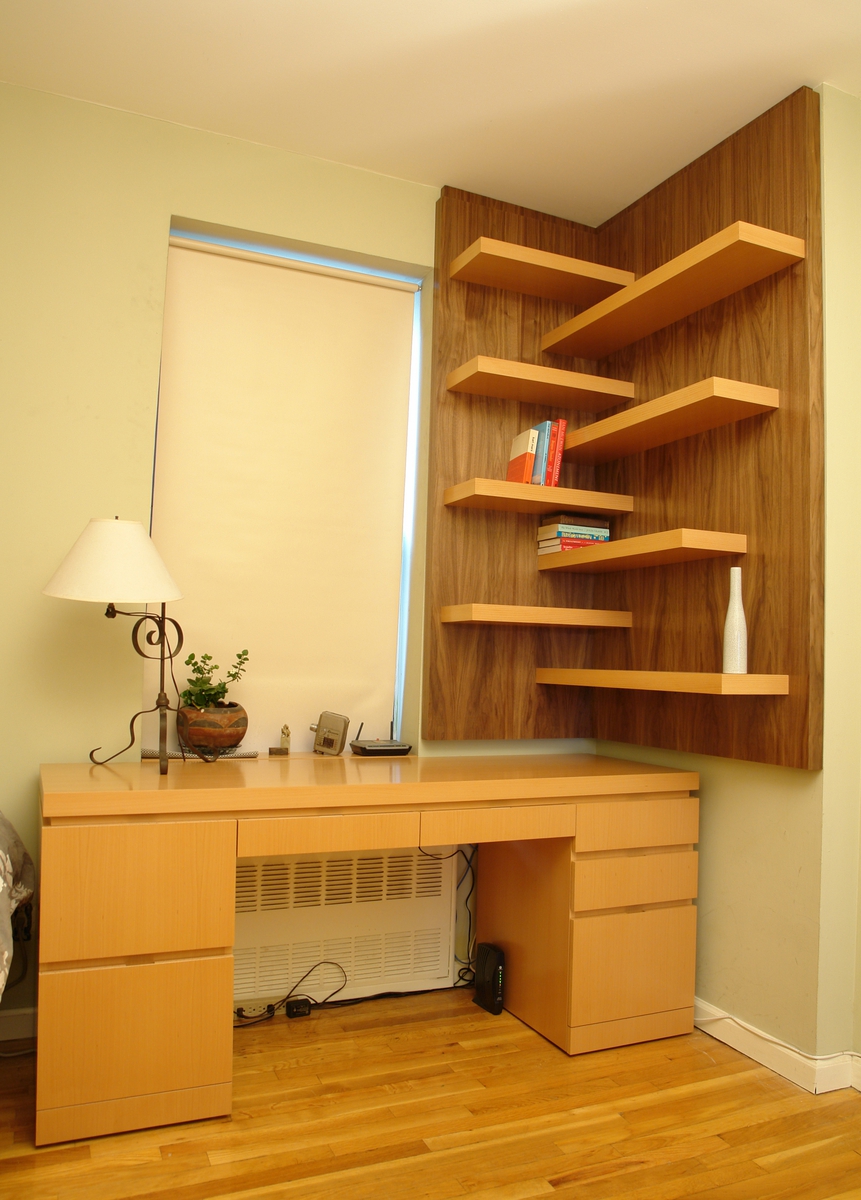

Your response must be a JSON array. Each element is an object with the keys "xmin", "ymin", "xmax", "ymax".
[{"xmin": 177, "ymin": 702, "xmax": 248, "ymax": 750}]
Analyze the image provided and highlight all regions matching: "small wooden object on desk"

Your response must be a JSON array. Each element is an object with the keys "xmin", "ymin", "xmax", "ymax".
[{"xmin": 269, "ymin": 724, "xmax": 291, "ymax": 756}]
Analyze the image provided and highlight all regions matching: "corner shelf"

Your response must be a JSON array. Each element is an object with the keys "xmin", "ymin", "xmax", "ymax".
[
  {"xmin": 541, "ymin": 222, "xmax": 805, "ymax": 359},
  {"xmin": 449, "ymin": 237, "xmax": 635, "ymax": 306},
  {"xmin": 536, "ymin": 668, "xmax": 788, "ymax": 695},
  {"xmin": 441, "ymin": 604, "xmax": 632, "ymax": 628},
  {"xmin": 564, "ymin": 377, "xmax": 779, "ymax": 463},
  {"xmin": 537, "ymin": 528, "xmax": 746, "ymax": 573},
  {"xmin": 447, "ymin": 356, "xmax": 635, "ymax": 413},
  {"xmin": 443, "ymin": 478, "xmax": 633, "ymax": 516}
]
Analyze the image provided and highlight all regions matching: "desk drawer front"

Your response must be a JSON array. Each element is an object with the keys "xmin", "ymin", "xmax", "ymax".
[
  {"xmin": 36, "ymin": 955, "xmax": 233, "ymax": 1110},
  {"xmin": 40, "ymin": 821, "xmax": 236, "ymax": 963},
  {"xmin": 238, "ymin": 812, "xmax": 420, "ymax": 857},
  {"xmin": 574, "ymin": 797, "xmax": 698, "ymax": 852},
  {"xmin": 421, "ymin": 804, "xmax": 576, "ymax": 847},
  {"xmin": 569, "ymin": 905, "xmax": 697, "ymax": 1027},
  {"xmin": 573, "ymin": 851, "xmax": 698, "ymax": 912}
]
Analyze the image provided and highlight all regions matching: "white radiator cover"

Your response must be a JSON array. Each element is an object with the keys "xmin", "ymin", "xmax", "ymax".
[{"xmin": 234, "ymin": 847, "xmax": 457, "ymax": 1004}]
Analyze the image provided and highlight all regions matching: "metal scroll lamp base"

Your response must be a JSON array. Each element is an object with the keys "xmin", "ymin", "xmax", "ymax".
[{"xmin": 43, "ymin": 518, "xmax": 187, "ymax": 776}]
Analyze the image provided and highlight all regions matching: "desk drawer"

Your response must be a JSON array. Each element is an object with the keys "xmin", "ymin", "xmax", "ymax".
[
  {"xmin": 569, "ymin": 905, "xmax": 697, "ymax": 1027},
  {"xmin": 421, "ymin": 804, "xmax": 576, "ymax": 846},
  {"xmin": 36, "ymin": 955, "xmax": 233, "ymax": 1111},
  {"xmin": 573, "ymin": 850, "xmax": 698, "ymax": 912},
  {"xmin": 40, "ymin": 821, "xmax": 236, "ymax": 963},
  {"xmin": 238, "ymin": 812, "xmax": 420, "ymax": 857},
  {"xmin": 575, "ymin": 797, "xmax": 698, "ymax": 852}
]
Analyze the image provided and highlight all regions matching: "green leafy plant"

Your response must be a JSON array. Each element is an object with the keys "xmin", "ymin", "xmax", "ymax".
[{"xmin": 180, "ymin": 649, "xmax": 249, "ymax": 710}]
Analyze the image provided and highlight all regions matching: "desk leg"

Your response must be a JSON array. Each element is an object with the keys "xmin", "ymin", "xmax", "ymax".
[{"xmin": 475, "ymin": 838, "xmax": 573, "ymax": 1052}]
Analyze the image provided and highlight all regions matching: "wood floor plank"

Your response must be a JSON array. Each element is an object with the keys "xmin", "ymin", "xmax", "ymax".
[{"xmin": 6, "ymin": 990, "xmax": 861, "ymax": 1199}]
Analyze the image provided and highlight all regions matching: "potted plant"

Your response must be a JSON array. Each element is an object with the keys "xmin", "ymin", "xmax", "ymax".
[{"xmin": 177, "ymin": 649, "xmax": 250, "ymax": 755}]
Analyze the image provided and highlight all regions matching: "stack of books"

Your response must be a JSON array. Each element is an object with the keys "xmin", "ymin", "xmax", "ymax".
[
  {"xmin": 506, "ymin": 419, "xmax": 568, "ymax": 485},
  {"xmin": 537, "ymin": 512, "xmax": 611, "ymax": 556}
]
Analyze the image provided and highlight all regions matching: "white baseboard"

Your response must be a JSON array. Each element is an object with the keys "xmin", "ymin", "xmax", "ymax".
[
  {"xmin": 695, "ymin": 997, "xmax": 860, "ymax": 1094},
  {"xmin": 0, "ymin": 1006, "xmax": 36, "ymax": 1042}
]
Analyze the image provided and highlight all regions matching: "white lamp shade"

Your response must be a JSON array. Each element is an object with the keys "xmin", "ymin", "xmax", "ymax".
[{"xmin": 43, "ymin": 519, "xmax": 182, "ymax": 603}]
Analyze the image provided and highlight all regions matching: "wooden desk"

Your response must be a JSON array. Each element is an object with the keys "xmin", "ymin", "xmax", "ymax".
[{"xmin": 37, "ymin": 753, "xmax": 699, "ymax": 1145}]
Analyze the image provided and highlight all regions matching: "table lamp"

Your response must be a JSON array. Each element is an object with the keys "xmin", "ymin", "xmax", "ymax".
[{"xmin": 43, "ymin": 518, "xmax": 184, "ymax": 775}]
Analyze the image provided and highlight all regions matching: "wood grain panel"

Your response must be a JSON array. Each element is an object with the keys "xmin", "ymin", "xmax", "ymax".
[
  {"xmin": 475, "ymin": 838, "xmax": 573, "ymax": 1051},
  {"xmin": 422, "ymin": 87, "xmax": 823, "ymax": 767},
  {"xmin": 575, "ymin": 797, "xmax": 699, "ymax": 852},
  {"xmin": 588, "ymin": 86, "xmax": 823, "ymax": 768},
  {"xmin": 563, "ymin": 377, "xmax": 779, "ymax": 463},
  {"xmin": 39, "ymin": 821, "xmax": 236, "ymax": 962},
  {"xmin": 237, "ymin": 811, "xmax": 419, "ymax": 857},
  {"xmin": 443, "ymin": 478, "xmax": 633, "ymax": 515},
  {"xmin": 536, "ymin": 529, "xmax": 747, "ymax": 573},
  {"xmin": 449, "ymin": 236, "xmax": 634, "ymax": 304},
  {"xmin": 35, "ymin": 1083, "xmax": 232, "ymax": 1147},
  {"xmin": 538, "ymin": 668, "xmax": 789, "ymax": 694},
  {"xmin": 440, "ymin": 603, "xmax": 632, "ymax": 627},
  {"xmin": 447, "ymin": 355, "xmax": 635, "ymax": 411},
  {"xmin": 573, "ymin": 850, "xmax": 698, "ymax": 911},
  {"xmin": 36, "ymin": 956, "xmax": 233, "ymax": 1111},
  {"xmin": 569, "ymin": 906, "xmax": 697, "ymax": 1026},
  {"xmin": 542, "ymin": 222, "xmax": 805, "ymax": 358},
  {"xmin": 421, "ymin": 803, "xmax": 576, "ymax": 846},
  {"xmin": 566, "ymin": 1006, "xmax": 694, "ymax": 1054}
]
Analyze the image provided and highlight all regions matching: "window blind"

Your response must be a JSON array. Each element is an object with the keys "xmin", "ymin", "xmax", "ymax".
[{"xmin": 144, "ymin": 242, "xmax": 416, "ymax": 753}]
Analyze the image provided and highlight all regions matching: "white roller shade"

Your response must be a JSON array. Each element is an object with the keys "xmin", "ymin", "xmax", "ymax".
[{"xmin": 146, "ymin": 244, "xmax": 415, "ymax": 752}]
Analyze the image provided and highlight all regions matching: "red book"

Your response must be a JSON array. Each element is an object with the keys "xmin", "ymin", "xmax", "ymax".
[
  {"xmin": 537, "ymin": 537, "xmax": 596, "ymax": 555},
  {"xmin": 544, "ymin": 421, "xmax": 559, "ymax": 485},
  {"xmin": 506, "ymin": 427, "xmax": 539, "ymax": 484},
  {"xmin": 549, "ymin": 418, "xmax": 567, "ymax": 486}
]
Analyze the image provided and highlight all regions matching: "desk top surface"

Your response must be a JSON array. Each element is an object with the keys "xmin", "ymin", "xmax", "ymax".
[{"xmin": 41, "ymin": 754, "xmax": 698, "ymax": 819}]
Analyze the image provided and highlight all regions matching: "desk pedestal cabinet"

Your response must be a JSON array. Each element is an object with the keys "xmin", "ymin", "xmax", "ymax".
[{"xmin": 36, "ymin": 755, "xmax": 698, "ymax": 1145}]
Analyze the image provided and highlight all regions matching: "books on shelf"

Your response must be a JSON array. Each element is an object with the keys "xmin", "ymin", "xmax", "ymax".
[
  {"xmin": 506, "ymin": 427, "xmax": 539, "ymax": 483},
  {"xmin": 537, "ymin": 523, "xmax": 610, "ymax": 540},
  {"xmin": 538, "ymin": 538, "xmax": 602, "ymax": 555},
  {"xmin": 531, "ymin": 421, "xmax": 552, "ymax": 485},
  {"xmin": 538, "ymin": 512, "xmax": 611, "ymax": 555},
  {"xmin": 507, "ymin": 418, "xmax": 568, "ymax": 487}
]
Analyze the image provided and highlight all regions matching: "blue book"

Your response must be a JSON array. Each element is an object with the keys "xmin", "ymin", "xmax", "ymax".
[{"xmin": 530, "ymin": 421, "xmax": 553, "ymax": 486}]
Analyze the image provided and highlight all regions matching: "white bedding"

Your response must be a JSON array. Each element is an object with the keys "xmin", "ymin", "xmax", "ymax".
[{"xmin": 0, "ymin": 813, "xmax": 35, "ymax": 1000}]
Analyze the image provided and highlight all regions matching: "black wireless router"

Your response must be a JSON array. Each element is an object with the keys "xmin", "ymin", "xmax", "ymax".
[{"xmin": 349, "ymin": 721, "xmax": 412, "ymax": 756}]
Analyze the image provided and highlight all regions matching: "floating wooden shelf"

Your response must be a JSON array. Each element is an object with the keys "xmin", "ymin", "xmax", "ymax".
[
  {"xmin": 441, "ymin": 603, "xmax": 632, "ymax": 628},
  {"xmin": 449, "ymin": 237, "xmax": 635, "ymax": 306},
  {"xmin": 443, "ymin": 479, "xmax": 633, "ymax": 516},
  {"xmin": 541, "ymin": 222, "xmax": 805, "ymax": 359},
  {"xmin": 564, "ymin": 377, "xmax": 779, "ymax": 463},
  {"xmin": 536, "ymin": 668, "xmax": 789, "ymax": 695},
  {"xmin": 537, "ymin": 528, "xmax": 746, "ymax": 573},
  {"xmin": 446, "ymin": 356, "xmax": 635, "ymax": 413}
]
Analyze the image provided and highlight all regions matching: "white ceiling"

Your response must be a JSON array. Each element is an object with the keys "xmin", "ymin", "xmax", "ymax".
[{"xmin": 2, "ymin": 0, "xmax": 860, "ymax": 226}]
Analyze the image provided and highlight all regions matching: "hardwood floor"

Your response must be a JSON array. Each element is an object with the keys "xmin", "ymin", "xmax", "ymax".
[{"xmin": 4, "ymin": 989, "xmax": 861, "ymax": 1199}]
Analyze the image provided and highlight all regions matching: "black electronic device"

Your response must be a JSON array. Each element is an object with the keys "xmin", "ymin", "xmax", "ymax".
[
  {"xmin": 473, "ymin": 942, "xmax": 505, "ymax": 1015},
  {"xmin": 349, "ymin": 721, "xmax": 412, "ymax": 756}
]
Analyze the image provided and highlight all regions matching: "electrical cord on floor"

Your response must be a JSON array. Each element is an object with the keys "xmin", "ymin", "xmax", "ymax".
[
  {"xmin": 453, "ymin": 845, "xmax": 477, "ymax": 987},
  {"xmin": 234, "ymin": 960, "xmax": 348, "ymax": 1026},
  {"xmin": 234, "ymin": 844, "xmax": 479, "ymax": 1024}
]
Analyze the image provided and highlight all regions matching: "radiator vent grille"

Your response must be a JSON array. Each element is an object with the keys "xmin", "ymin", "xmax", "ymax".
[
  {"xmin": 234, "ymin": 848, "xmax": 455, "ymax": 1004},
  {"xmin": 235, "ymin": 851, "xmax": 445, "ymax": 911}
]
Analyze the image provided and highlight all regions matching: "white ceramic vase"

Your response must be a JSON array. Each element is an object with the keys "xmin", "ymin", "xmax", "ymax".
[{"xmin": 722, "ymin": 566, "xmax": 748, "ymax": 674}]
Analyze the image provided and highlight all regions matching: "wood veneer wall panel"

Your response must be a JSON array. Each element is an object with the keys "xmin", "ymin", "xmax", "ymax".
[
  {"xmin": 584, "ymin": 87, "xmax": 822, "ymax": 768},
  {"xmin": 423, "ymin": 191, "xmax": 633, "ymax": 740},
  {"xmin": 423, "ymin": 87, "xmax": 823, "ymax": 768}
]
